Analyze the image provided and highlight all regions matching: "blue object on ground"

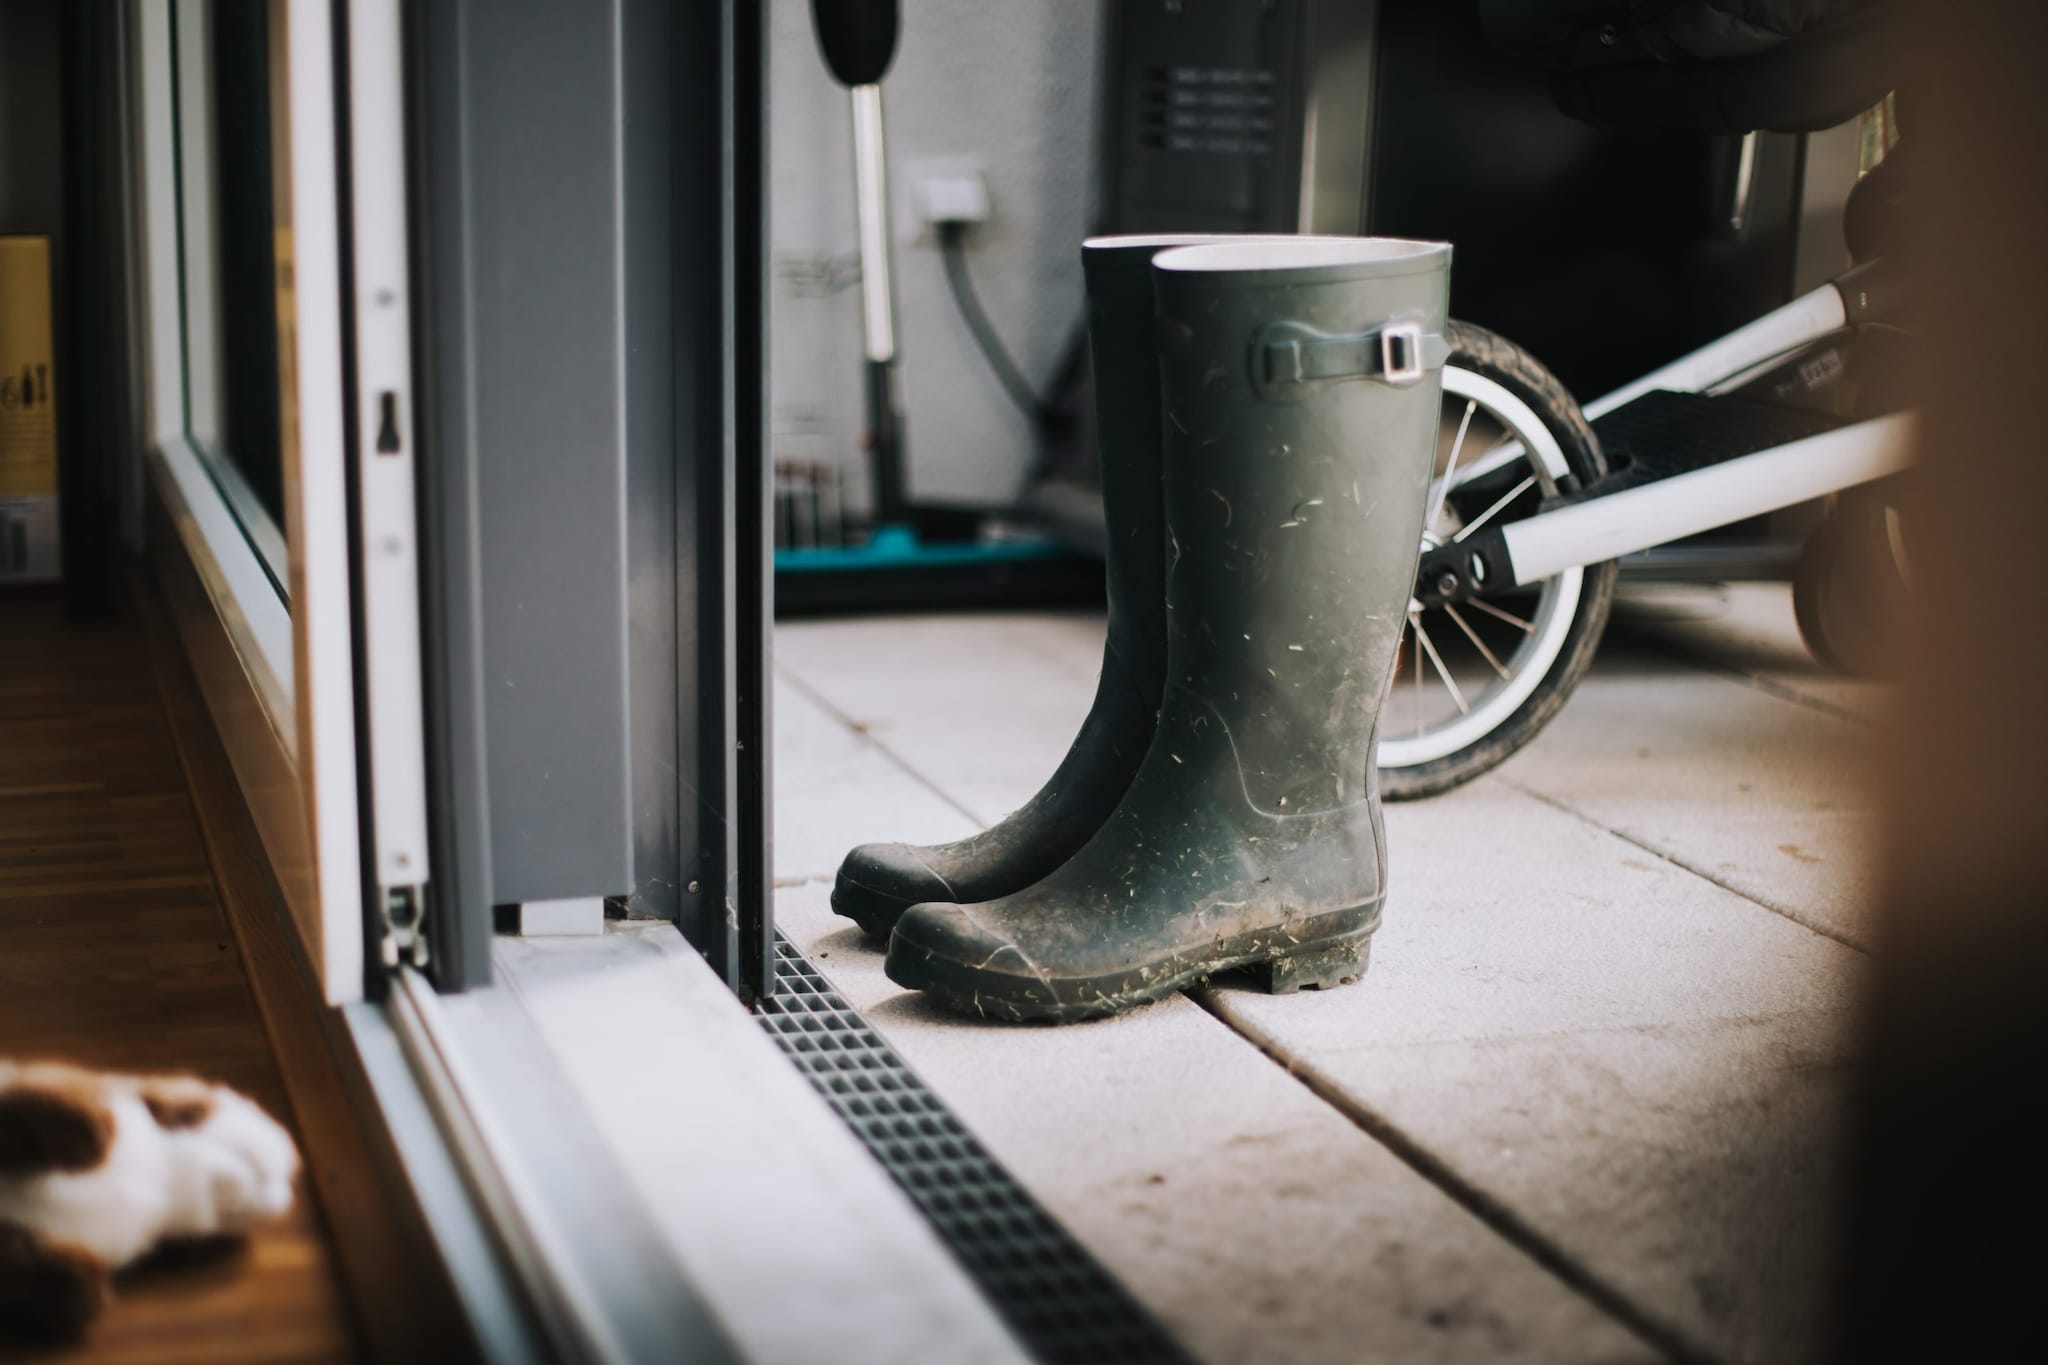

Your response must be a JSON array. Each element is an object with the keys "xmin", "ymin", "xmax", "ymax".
[{"xmin": 774, "ymin": 523, "xmax": 1072, "ymax": 573}]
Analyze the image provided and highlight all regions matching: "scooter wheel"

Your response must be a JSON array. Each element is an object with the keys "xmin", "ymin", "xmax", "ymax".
[
  {"xmin": 1793, "ymin": 490, "xmax": 1908, "ymax": 677},
  {"xmin": 1378, "ymin": 322, "xmax": 1618, "ymax": 800}
]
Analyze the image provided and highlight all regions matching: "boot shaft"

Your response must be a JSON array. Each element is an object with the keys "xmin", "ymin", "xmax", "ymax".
[
  {"xmin": 1081, "ymin": 235, "xmax": 1236, "ymax": 675},
  {"xmin": 1150, "ymin": 238, "xmax": 1452, "ymax": 813}
]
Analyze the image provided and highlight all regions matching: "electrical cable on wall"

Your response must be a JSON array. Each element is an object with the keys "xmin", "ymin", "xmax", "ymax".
[
  {"xmin": 937, "ymin": 220, "xmax": 1057, "ymax": 431},
  {"xmin": 936, "ymin": 220, "xmax": 1093, "ymax": 499}
]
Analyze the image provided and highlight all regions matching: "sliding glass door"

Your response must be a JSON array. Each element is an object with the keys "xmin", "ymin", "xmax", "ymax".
[
  {"xmin": 405, "ymin": 0, "xmax": 771, "ymax": 999},
  {"xmin": 138, "ymin": 0, "xmax": 386, "ymax": 1003},
  {"xmin": 136, "ymin": 0, "xmax": 769, "ymax": 1003}
]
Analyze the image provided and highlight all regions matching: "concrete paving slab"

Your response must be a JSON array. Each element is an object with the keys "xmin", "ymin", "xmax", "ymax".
[
  {"xmin": 773, "ymin": 670, "xmax": 980, "ymax": 882},
  {"xmin": 1203, "ymin": 778, "xmax": 1866, "ymax": 1365},
  {"xmin": 1609, "ymin": 583, "xmax": 1893, "ymax": 724},
  {"xmin": 783, "ymin": 605, "xmax": 1885, "ymax": 951},
  {"xmin": 777, "ymin": 881, "xmax": 1658, "ymax": 1365},
  {"xmin": 776, "ymin": 608, "xmax": 1873, "ymax": 1363},
  {"xmin": 775, "ymin": 612, "xmax": 1108, "ymax": 826},
  {"xmin": 1495, "ymin": 630, "xmax": 1883, "ymax": 948}
]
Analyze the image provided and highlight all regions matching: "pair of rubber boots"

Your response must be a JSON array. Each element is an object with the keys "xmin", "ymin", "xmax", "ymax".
[{"xmin": 835, "ymin": 234, "xmax": 1453, "ymax": 1023}]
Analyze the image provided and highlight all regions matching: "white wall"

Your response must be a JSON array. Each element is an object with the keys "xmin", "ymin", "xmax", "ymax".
[{"xmin": 769, "ymin": 0, "xmax": 1102, "ymax": 513}]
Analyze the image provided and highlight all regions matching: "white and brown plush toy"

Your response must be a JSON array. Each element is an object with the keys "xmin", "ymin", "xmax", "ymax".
[{"xmin": 0, "ymin": 1060, "xmax": 300, "ymax": 1343}]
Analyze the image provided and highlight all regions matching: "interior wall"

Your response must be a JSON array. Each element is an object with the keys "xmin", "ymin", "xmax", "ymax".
[
  {"xmin": 768, "ymin": 0, "xmax": 1101, "ymax": 514},
  {"xmin": 0, "ymin": 0, "xmax": 62, "ymax": 234}
]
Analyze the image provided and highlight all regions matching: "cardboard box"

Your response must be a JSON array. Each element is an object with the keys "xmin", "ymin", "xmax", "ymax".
[{"xmin": 1, "ymin": 235, "xmax": 61, "ymax": 582}]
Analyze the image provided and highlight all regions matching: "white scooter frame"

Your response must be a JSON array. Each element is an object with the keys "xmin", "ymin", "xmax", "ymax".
[{"xmin": 1417, "ymin": 266, "xmax": 1914, "ymax": 606}]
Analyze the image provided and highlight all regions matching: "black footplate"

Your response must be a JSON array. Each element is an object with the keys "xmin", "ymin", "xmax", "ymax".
[{"xmin": 1576, "ymin": 388, "xmax": 1847, "ymax": 501}]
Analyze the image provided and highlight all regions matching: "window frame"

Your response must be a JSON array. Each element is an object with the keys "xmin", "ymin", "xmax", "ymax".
[{"xmin": 135, "ymin": 0, "xmax": 367, "ymax": 1003}]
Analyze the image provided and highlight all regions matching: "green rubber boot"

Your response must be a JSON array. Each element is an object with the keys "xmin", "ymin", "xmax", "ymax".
[
  {"xmin": 885, "ymin": 237, "xmax": 1453, "ymax": 1022},
  {"xmin": 832, "ymin": 234, "xmax": 1239, "ymax": 938}
]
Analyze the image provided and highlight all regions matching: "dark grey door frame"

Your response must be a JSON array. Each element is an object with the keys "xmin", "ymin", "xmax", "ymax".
[{"xmin": 405, "ymin": 0, "xmax": 770, "ymax": 999}]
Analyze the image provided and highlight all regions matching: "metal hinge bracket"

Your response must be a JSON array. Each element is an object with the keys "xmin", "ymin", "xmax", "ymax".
[{"xmin": 378, "ymin": 883, "xmax": 431, "ymax": 972}]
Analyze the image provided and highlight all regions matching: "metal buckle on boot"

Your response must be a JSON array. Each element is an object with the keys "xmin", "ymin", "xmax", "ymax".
[
  {"xmin": 1380, "ymin": 322, "xmax": 1424, "ymax": 387},
  {"xmin": 1251, "ymin": 319, "xmax": 1439, "ymax": 401}
]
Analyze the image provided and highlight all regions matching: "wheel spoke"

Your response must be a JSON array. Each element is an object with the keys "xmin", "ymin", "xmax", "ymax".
[
  {"xmin": 1452, "ymin": 474, "xmax": 1537, "ymax": 543},
  {"xmin": 1426, "ymin": 400, "xmax": 1477, "ymax": 530},
  {"xmin": 1410, "ymin": 612, "xmax": 1470, "ymax": 715},
  {"xmin": 1386, "ymin": 362, "xmax": 1598, "ymax": 773},
  {"xmin": 1446, "ymin": 437, "xmax": 1526, "ymax": 491},
  {"xmin": 1443, "ymin": 603, "xmax": 1512, "ymax": 680},
  {"xmin": 1467, "ymin": 596, "xmax": 1536, "ymax": 633},
  {"xmin": 1412, "ymin": 617, "xmax": 1425, "ymax": 736}
]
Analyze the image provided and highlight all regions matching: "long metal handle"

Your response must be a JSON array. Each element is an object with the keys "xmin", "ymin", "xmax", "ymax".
[
  {"xmin": 850, "ymin": 83, "xmax": 894, "ymax": 363},
  {"xmin": 849, "ymin": 81, "xmax": 905, "ymax": 519}
]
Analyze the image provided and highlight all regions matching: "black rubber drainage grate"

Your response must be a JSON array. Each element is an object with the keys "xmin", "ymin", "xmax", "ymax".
[{"xmin": 756, "ymin": 935, "xmax": 1195, "ymax": 1365}]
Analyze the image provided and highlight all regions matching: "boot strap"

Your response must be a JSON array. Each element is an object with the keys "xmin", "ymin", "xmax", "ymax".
[{"xmin": 1252, "ymin": 318, "xmax": 1449, "ymax": 398}]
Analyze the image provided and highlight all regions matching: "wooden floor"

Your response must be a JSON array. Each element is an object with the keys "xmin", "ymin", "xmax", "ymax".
[{"xmin": 0, "ymin": 592, "xmax": 359, "ymax": 1363}]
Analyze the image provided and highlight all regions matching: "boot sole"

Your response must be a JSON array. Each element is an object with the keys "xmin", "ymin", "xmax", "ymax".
[
  {"xmin": 830, "ymin": 875, "xmax": 914, "ymax": 940},
  {"xmin": 885, "ymin": 904, "xmax": 1380, "ymax": 1025}
]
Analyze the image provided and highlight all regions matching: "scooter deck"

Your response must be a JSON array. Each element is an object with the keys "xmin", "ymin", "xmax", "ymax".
[{"xmin": 1575, "ymin": 388, "xmax": 1847, "ymax": 501}]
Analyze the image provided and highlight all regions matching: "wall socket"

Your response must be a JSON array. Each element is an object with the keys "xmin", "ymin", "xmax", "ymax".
[{"xmin": 904, "ymin": 155, "xmax": 992, "ymax": 235}]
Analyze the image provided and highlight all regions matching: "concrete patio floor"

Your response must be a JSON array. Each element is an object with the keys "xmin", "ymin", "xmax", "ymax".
[{"xmin": 772, "ymin": 583, "xmax": 1888, "ymax": 1365}]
